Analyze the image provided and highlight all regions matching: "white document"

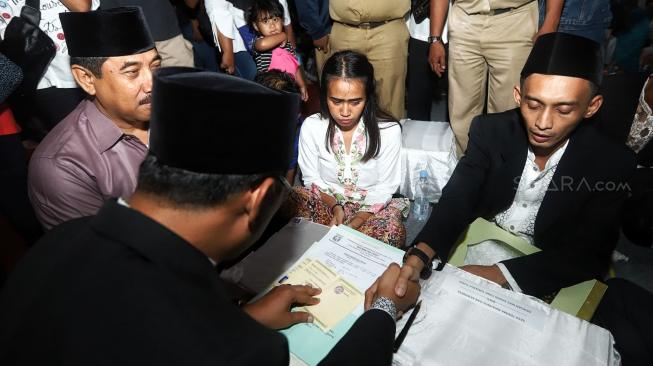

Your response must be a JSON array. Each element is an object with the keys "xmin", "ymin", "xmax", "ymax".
[
  {"xmin": 393, "ymin": 265, "xmax": 619, "ymax": 366},
  {"xmin": 297, "ymin": 226, "xmax": 405, "ymax": 293},
  {"xmin": 239, "ymin": 221, "xmax": 404, "ymax": 366},
  {"xmin": 440, "ymin": 274, "xmax": 547, "ymax": 332},
  {"xmin": 276, "ymin": 225, "xmax": 404, "ymax": 365},
  {"xmin": 235, "ymin": 220, "xmax": 617, "ymax": 366},
  {"xmin": 237, "ymin": 218, "xmax": 403, "ymax": 297}
]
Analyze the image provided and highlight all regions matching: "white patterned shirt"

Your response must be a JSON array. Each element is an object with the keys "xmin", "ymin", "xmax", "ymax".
[
  {"xmin": 464, "ymin": 140, "xmax": 569, "ymax": 292},
  {"xmin": 626, "ymin": 76, "xmax": 653, "ymax": 154}
]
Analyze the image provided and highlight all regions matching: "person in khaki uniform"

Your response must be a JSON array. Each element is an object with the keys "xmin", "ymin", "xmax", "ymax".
[
  {"xmin": 329, "ymin": 0, "xmax": 410, "ymax": 120},
  {"xmin": 430, "ymin": 0, "xmax": 539, "ymax": 155}
]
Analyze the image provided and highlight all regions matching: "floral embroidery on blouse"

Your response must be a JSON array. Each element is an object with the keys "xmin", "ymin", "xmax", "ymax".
[
  {"xmin": 317, "ymin": 122, "xmax": 380, "ymax": 212},
  {"xmin": 627, "ymin": 78, "xmax": 653, "ymax": 153}
]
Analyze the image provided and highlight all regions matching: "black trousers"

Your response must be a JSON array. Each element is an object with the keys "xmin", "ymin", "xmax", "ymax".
[
  {"xmin": 622, "ymin": 167, "xmax": 653, "ymax": 246},
  {"xmin": 0, "ymin": 133, "xmax": 42, "ymax": 245},
  {"xmin": 10, "ymin": 87, "xmax": 85, "ymax": 141},
  {"xmin": 406, "ymin": 37, "xmax": 446, "ymax": 120},
  {"xmin": 592, "ymin": 278, "xmax": 653, "ymax": 366}
]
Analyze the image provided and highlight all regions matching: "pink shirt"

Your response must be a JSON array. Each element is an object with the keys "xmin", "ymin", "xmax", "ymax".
[{"xmin": 28, "ymin": 100, "xmax": 148, "ymax": 229}]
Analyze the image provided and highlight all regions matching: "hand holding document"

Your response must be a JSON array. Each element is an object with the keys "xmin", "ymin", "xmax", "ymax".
[
  {"xmin": 278, "ymin": 259, "xmax": 363, "ymax": 332},
  {"xmin": 241, "ymin": 221, "xmax": 405, "ymax": 366},
  {"xmin": 242, "ymin": 283, "xmax": 321, "ymax": 330},
  {"xmin": 236, "ymin": 219, "xmax": 617, "ymax": 366}
]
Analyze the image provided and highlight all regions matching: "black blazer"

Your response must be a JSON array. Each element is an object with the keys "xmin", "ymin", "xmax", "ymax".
[
  {"xmin": 416, "ymin": 109, "xmax": 636, "ymax": 297},
  {"xmin": 0, "ymin": 201, "xmax": 395, "ymax": 366},
  {"xmin": 594, "ymin": 72, "xmax": 653, "ymax": 167}
]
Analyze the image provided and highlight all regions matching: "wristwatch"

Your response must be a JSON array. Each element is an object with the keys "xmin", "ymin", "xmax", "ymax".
[
  {"xmin": 402, "ymin": 246, "xmax": 433, "ymax": 280},
  {"xmin": 427, "ymin": 35, "xmax": 443, "ymax": 44}
]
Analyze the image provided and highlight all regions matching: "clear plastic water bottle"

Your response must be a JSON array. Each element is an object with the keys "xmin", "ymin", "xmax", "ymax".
[{"xmin": 413, "ymin": 170, "xmax": 430, "ymax": 221}]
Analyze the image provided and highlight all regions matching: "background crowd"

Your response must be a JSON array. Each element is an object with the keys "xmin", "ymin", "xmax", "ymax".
[{"xmin": 3, "ymin": 0, "xmax": 653, "ymax": 252}]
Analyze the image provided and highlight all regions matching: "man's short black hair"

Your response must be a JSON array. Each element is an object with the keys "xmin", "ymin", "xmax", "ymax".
[
  {"xmin": 70, "ymin": 56, "xmax": 108, "ymax": 77},
  {"xmin": 137, "ymin": 154, "xmax": 272, "ymax": 208},
  {"xmin": 255, "ymin": 70, "xmax": 299, "ymax": 94}
]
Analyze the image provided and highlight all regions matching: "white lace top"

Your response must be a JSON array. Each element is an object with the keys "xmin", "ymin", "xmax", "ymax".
[{"xmin": 626, "ymin": 77, "xmax": 653, "ymax": 153}]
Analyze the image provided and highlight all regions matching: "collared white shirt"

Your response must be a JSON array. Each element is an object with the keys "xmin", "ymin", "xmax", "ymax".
[
  {"xmin": 407, "ymin": 12, "xmax": 449, "ymax": 43},
  {"xmin": 464, "ymin": 140, "xmax": 569, "ymax": 292}
]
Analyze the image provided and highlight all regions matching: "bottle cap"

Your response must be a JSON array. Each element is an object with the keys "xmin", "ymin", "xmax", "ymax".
[{"xmin": 419, "ymin": 170, "xmax": 428, "ymax": 178}]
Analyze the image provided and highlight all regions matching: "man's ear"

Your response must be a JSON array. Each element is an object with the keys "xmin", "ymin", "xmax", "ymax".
[
  {"xmin": 245, "ymin": 177, "xmax": 278, "ymax": 231},
  {"xmin": 513, "ymin": 85, "xmax": 522, "ymax": 105},
  {"xmin": 584, "ymin": 94, "xmax": 604, "ymax": 119},
  {"xmin": 71, "ymin": 65, "xmax": 98, "ymax": 96}
]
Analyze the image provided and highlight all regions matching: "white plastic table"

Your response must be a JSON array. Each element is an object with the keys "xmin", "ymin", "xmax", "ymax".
[{"xmin": 400, "ymin": 119, "xmax": 458, "ymax": 201}]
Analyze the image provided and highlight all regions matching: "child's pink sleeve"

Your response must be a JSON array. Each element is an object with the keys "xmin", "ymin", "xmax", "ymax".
[{"xmin": 268, "ymin": 47, "xmax": 299, "ymax": 76}]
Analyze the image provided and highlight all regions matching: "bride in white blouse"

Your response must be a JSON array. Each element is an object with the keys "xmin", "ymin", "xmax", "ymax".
[{"xmin": 289, "ymin": 50, "xmax": 407, "ymax": 247}]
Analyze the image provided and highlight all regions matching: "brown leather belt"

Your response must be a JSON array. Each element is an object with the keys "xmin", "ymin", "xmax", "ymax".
[
  {"xmin": 335, "ymin": 17, "xmax": 401, "ymax": 30},
  {"xmin": 468, "ymin": 0, "xmax": 534, "ymax": 16}
]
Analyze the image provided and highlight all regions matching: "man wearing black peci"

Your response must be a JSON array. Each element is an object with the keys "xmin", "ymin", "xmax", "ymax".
[
  {"xmin": 0, "ymin": 68, "xmax": 419, "ymax": 365},
  {"xmin": 372, "ymin": 32, "xmax": 637, "ymax": 301}
]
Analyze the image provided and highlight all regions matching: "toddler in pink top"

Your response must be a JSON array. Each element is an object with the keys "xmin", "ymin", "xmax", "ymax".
[{"xmin": 248, "ymin": 0, "xmax": 308, "ymax": 101}]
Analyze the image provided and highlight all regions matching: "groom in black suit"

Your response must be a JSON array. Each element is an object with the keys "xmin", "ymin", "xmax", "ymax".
[{"xmin": 377, "ymin": 32, "xmax": 637, "ymax": 301}]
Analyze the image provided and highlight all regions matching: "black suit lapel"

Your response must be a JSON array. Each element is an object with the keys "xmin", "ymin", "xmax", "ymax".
[
  {"xmin": 494, "ymin": 147, "xmax": 527, "ymax": 208},
  {"xmin": 484, "ymin": 112, "xmax": 529, "ymax": 214},
  {"xmin": 534, "ymin": 126, "xmax": 591, "ymax": 238},
  {"xmin": 637, "ymin": 139, "xmax": 653, "ymax": 166}
]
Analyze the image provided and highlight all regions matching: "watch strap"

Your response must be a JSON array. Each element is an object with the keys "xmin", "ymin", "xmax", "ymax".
[{"xmin": 403, "ymin": 247, "xmax": 433, "ymax": 279}]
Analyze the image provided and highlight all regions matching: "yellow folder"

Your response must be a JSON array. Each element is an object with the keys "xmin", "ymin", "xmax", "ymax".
[{"xmin": 448, "ymin": 218, "xmax": 607, "ymax": 321}]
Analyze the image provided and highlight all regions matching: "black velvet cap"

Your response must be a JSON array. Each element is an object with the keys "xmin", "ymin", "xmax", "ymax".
[
  {"xmin": 60, "ymin": 7, "xmax": 154, "ymax": 57},
  {"xmin": 149, "ymin": 67, "xmax": 300, "ymax": 175},
  {"xmin": 521, "ymin": 32, "xmax": 603, "ymax": 86}
]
